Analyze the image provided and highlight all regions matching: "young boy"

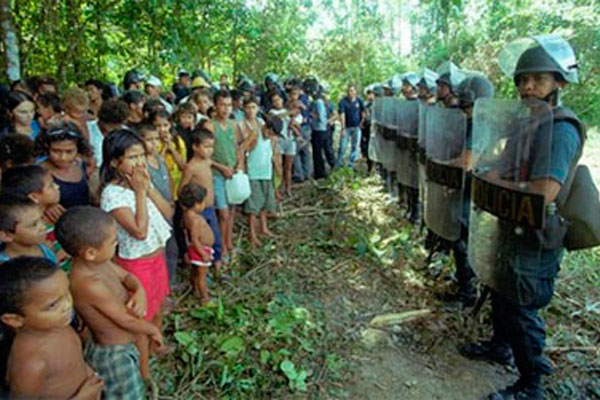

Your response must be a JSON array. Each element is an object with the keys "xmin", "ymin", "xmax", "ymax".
[
  {"xmin": 180, "ymin": 129, "xmax": 223, "ymax": 277},
  {"xmin": 179, "ymin": 183, "xmax": 215, "ymax": 303},
  {"xmin": 0, "ymin": 257, "xmax": 104, "ymax": 399},
  {"xmin": 55, "ymin": 206, "xmax": 165, "ymax": 397},
  {"xmin": 0, "ymin": 194, "xmax": 58, "ymax": 264},
  {"xmin": 209, "ymin": 90, "xmax": 244, "ymax": 256},
  {"xmin": 243, "ymin": 116, "xmax": 282, "ymax": 247},
  {"xmin": 1, "ymin": 165, "xmax": 71, "ymax": 269}
]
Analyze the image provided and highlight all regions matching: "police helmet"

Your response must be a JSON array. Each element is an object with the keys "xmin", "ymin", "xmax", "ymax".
[
  {"xmin": 123, "ymin": 69, "xmax": 142, "ymax": 87},
  {"xmin": 402, "ymin": 72, "xmax": 420, "ymax": 89},
  {"xmin": 457, "ymin": 75, "xmax": 494, "ymax": 109},
  {"xmin": 265, "ymin": 73, "xmax": 279, "ymax": 86},
  {"xmin": 388, "ymin": 74, "xmax": 403, "ymax": 95},
  {"xmin": 418, "ymin": 68, "xmax": 439, "ymax": 92},
  {"xmin": 436, "ymin": 61, "xmax": 465, "ymax": 93},
  {"xmin": 237, "ymin": 78, "xmax": 255, "ymax": 93},
  {"xmin": 303, "ymin": 76, "xmax": 319, "ymax": 96}
]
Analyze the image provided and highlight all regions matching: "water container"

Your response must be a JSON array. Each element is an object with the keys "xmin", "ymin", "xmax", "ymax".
[{"xmin": 225, "ymin": 171, "xmax": 251, "ymax": 205}]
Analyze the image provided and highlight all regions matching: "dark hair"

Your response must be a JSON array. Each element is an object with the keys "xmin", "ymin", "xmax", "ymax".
[
  {"xmin": 99, "ymin": 99, "xmax": 129, "ymax": 124},
  {"xmin": 84, "ymin": 79, "xmax": 105, "ymax": 91},
  {"xmin": 0, "ymin": 257, "xmax": 58, "ymax": 315},
  {"xmin": 1, "ymin": 165, "xmax": 47, "ymax": 199},
  {"xmin": 121, "ymin": 90, "xmax": 145, "ymax": 106},
  {"xmin": 37, "ymin": 93, "xmax": 62, "ymax": 113},
  {"xmin": 174, "ymin": 102, "xmax": 197, "ymax": 121},
  {"xmin": 143, "ymin": 98, "xmax": 165, "ymax": 116},
  {"xmin": 37, "ymin": 76, "xmax": 57, "ymax": 93},
  {"xmin": 213, "ymin": 89, "xmax": 231, "ymax": 104},
  {"xmin": 0, "ymin": 134, "xmax": 35, "ymax": 169},
  {"xmin": 0, "ymin": 194, "xmax": 37, "ymax": 233},
  {"xmin": 191, "ymin": 128, "xmax": 215, "ymax": 146},
  {"xmin": 230, "ymin": 89, "xmax": 243, "ymax": 102},
  {"xmin": 2, "ymin": 91, "xmax": 34, "ymax": 113},
  {"xmin": 179, "ymin": 183, "xmax": 207, "ymax": 208},
  {"xmin": 243, "ymin": 96, "xmax": 259, "ymax": 107},
  {"xmin": 100, "ymin": 128, "xmax": 146, "ymax": 185},
  {"xmin": 55, "ymin": 206, "xmax": 114, "ymax": 257},
  {"xmin": 269, "ymin": 90, "xmax": 282, "ymax": 102},
  {"xmin": 264, "ymin": 115, "xmax": 284, "ymax": 137},
  {"xmin": 137, "ymin": 124, "xmax": 157, "ymax": 137},
  {"xmin": 35, "ymin": 120, "xmax": 92, "ymax": 158}
]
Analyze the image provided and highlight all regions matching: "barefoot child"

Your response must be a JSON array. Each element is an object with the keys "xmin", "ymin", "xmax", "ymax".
[
  {"xmin": 179, "ymin": 183, "xmax": 215, "ymax": 303},
  {"xmin": 210, "ymin": 90, "xmax": 244, "ymax": 257},
  {"xmin": 0, "ymin": 257, "xmax": 104, "ymax": 399},
  {"xmin": 99, "ymin": 129, "xmax": 173, "ymax": 380},
  {"xmin": 0, "ymin": 194, "xmax": 58, "ymax": 265},
  {"xmin": 179, "ymin": 129, "xmax": 223, "ymax": 277},
  {"xmin": 243, "ymin": 115, "xmax": 282, "ymax": 247},
  {"xmin": 55, "ymin": 206, "xmax": 165, "ymax": 398},
  {"xmin": 268, "ymin": 92, "xmax": 295, "ymax": 196}
]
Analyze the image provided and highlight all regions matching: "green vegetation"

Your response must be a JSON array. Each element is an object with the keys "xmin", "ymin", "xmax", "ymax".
[{"xmin": 3, "ymin": 0, "xmax": 599, "ymax": 125}]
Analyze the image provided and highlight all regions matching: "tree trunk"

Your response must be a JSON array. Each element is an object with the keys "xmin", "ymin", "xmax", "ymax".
[{"xmin": 0, "ymin": 0, "xmax": 21, "ymax": 81}]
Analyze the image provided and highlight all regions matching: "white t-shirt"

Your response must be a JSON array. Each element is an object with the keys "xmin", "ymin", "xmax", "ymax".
[{"xmin": 100, "ymin": 184, "xmax": 172, "ymax": 259}]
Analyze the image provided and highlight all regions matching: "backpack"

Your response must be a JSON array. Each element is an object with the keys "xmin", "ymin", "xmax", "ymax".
[{"xmin": 554, "ymin": 107, "xmax": 600, "ymax": 250}]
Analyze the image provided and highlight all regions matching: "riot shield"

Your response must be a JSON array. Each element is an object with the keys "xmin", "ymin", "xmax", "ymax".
[
  {"xmin": 376, "ymin": 97, "xmax": 400, "ymax": 171},
  {"xmin": 394, "ymin": 100, "xmax": 420, "ymax": 188},
  {"xmin": 423, "ymin": 106, "xmax": 467, "ymax": 241},
  {"xmin": 418, "ymin": 103, "xmax": 429, "ymax": 208},
  {"xmin": 368, "ymin": 98, "xmax": 384, "ymax": 163},
  {"xmin": 468, "ymin": 98, "xmax": 554, "ymax": 295}
]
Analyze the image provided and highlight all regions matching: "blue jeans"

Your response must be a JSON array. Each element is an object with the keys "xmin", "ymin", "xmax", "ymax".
[
  {"xmin": 337, "ymin": 127, "xmax": 361, "ymax": 168},
  {"xmin": 293, "ymin": 124, "xmax": 313, "ymax": 180}
]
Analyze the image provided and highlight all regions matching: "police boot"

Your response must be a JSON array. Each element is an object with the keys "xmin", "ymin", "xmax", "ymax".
[
  {"xmin": 486, "ymin": 375, "xmax": 545, "ymax": 400},
  {"xmin": 459, "ymin": 340, "xmax": 514, "ymax": 366}
]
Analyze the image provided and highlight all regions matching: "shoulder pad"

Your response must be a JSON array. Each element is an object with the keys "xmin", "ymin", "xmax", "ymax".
[{"xmin": 553, "ymin": 106, "xmax": 586, "ymax": 142}]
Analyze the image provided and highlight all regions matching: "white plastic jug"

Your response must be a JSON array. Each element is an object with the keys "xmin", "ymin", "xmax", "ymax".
[{"xmin": 225, "ymin": 171, "xmax": 251, "ymax": 205}]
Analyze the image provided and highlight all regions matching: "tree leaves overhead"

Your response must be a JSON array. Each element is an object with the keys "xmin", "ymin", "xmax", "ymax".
[{"xmin": 3, "ymin": 0, "xmax": 599, "ymax": 125}]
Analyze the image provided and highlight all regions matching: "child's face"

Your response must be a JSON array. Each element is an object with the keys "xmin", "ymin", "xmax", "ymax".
[
  {"xmin": 178, "ymin": 112, "xmax": 195, "ymax": 130},
  {"xmin": 192, "ymin": 198, "xmax": 207, "ymax": 213},
  {"xmin": 271, "ymin": 95, "xmax": 283, "ymax": 109},
  {"xmin": 66, "ymin": 103, "xmax": 87, "ymax": 121},
  {"xmin": 48, "ymin": 140, "xmax": 78, "ymax": 170},
  {"xmin": 290, "ymin": 89, "xmax": 300, "ymax": 101},
  {"xmin": 193, "ymin": 138, "xmax": 214, "ymax": 159},
  {"xmin": 37, "ymin": 104, "xmax": 55, "ymax": 122},
  {"xmin": 142, "ymin": 129, "xmax": 160, "ymax": 154},
  {"xmin": 16, "ymin": 270, "xmax": 74, "ymax": 331},
  {"xmin": 87, "ymin": 222, "xmax": 118, "ymax": 263},
  {"xmin": 215, "ymin": 96, "xmax": 232, "ymax": 119},
  {"xmin": 196, "ymin": 96, "xmax": 211, "ymax": 115},
  {"xmin": 244, "ymin": 102, "xmax": 258, "ymax": 119},
  {"xmin": 116, "ymin": 144, "xmax": 147, "ymax": 176},
  {"xmin": 12, "ymin": 101, "xmax": 35, "ymax": 127},
  {"xmin": 153, "ymin": 116, "xmax": 172, "ymax": 140},
  {"xmin": 3, "ymin": 206, "xmax": 47, "ymax": 246},
  {"xmin": 31, "ymin": 172, "xmax": 60, "ymax": 206},
  {"xmin": 86, "ymin": 85, "xmax": 102, "ymax": 102}
]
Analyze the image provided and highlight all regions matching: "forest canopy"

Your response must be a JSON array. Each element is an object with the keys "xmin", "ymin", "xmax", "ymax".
[{"xmin": 2, "ymin": 0, "xmax": 599, "ymax": 125}]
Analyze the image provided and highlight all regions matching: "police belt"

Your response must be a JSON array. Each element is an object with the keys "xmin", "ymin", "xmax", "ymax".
[
  {"xmin": 472, "ymin": 175, "xmax": 545, "ymax": 230},
  {"xmin": 380, "ymin": 125, "xmax": 397, "ymax": 140},
  {"xmin": 418, "ymin": 146, "xmax": 426, "ymax": 165},
  {"xmin": 426, "ymin": 158, "xmax": 464, "ymax": 190},
  {"xmin": 396, "ymin": 134, "xmax": 418, "ymax": 151}
]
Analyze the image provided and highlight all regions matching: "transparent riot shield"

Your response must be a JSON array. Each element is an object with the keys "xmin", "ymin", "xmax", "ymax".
[
  {"xmin": 394, "ymin": 100, "xmax": 420, "ymax": 188},
  {"xmin": 423, "ymin": 106, "xmax": 467, "ymax": 241},
  {"xmin": 418, "ymin": 103, "xmax": 429, "ymax": 208},
  {"xmin": 368, "ymin": 98, "xmax": 383, "ymax": 163},
  {"xmin": 378, "ymin": 97, "xmax": 400, "ymax": 171},
  {"xmin": 468, "ymin": 98, "xmax": 554, "ymax": 296}
]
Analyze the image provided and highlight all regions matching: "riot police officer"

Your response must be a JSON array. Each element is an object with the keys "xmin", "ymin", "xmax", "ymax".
[
  {"xmin": 399, "ymin": 72, "xmax": 421, "ymax": 222},
  {"xmin": 436, "ymin": 61, "xmax": 464, "ymax": 108},
  {"xmin": 461, "ymin": 36, "xmax": 584, "ymax": 400},
  {"xmin": 417, "ymin": 68, "xmax": 438, "ymax": 104}
]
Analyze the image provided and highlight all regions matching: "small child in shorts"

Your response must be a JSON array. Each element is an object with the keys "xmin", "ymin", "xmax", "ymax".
[
  {"xmin": 179, "ymin": 128, "xmax": 223, "ymax": 277},
  {"xmin": 0, "ymin": 194, "xmax": 58, "ymax": 265},
  {"xmin": 243, "ymin": 116, "xmax": 282, "ymax": 247},
  {"xmin": 55, "ymin": 206, "xmax": 165, "ymax": 398},
  {"xmin": 0, "ymin": 257, "xmax": 104, "ymax": 399},
  {"xmin": 179, "ymin": 183, "xmax": 215, "ymax": 304}
]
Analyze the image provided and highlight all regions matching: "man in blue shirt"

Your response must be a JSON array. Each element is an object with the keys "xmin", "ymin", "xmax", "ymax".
[
  {"xmin": 336, "ymin": 85, "xmax": 365, "ymax": 169},
  {"xmin": 310, "ymin": 88, "xmax": 330, "ymax": 179}
]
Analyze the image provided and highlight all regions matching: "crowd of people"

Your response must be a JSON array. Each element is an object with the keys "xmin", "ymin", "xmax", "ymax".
[
  {"xmin": 0, "ymin": 33, "xmax": 594, "ymax": 400},
  {"xmin": 0, "ymin": 65, "xmax": 375, "ymax": 399}
]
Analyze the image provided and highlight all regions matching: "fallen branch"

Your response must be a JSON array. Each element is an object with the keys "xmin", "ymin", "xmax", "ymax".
[
  {"xmin": 546, "ymin": 346, "xmax": 599, "ymax": 353},
  {"xmin": 369, "ymin": 309, "xmax": 433, "ymax": 328}
]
